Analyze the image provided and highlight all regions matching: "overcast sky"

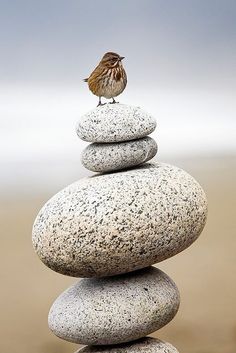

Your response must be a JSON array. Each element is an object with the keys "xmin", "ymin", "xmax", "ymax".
[{"xmin": 1, "ymin": 0, "xmax": 235, "ymax": 89}]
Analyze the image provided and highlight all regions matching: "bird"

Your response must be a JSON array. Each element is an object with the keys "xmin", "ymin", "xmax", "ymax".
[{"xmin": 84, "ymin": 52, "xmax": 127, "ymax": 107}]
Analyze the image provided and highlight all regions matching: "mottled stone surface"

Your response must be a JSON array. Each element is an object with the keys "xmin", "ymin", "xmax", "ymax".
[
  {"xmin": 32, "ymin": 162, "xmax": 207, "ymax": 278},
  {"xmin": 81, "ymin": 137, "xmax": 158, "ymax": 172},
  {"xmin": 76, "ymin": 104, "xmax": 156, "ymax": 142},
  {"xmin": 48, "ymin": 267, "xmax": 180, "ymax": 345},
  {"xmin": 76, "ymin": 337, "xmax": 179, "ymax": 353}
]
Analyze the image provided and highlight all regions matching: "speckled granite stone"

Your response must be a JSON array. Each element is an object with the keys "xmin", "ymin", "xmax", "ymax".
[
  {"xmin": 81, "ymin": 137, "xmax": 158, "ymax": 172},
  {"xmin": 76, "ymin": 337, "xmax": 179, "ymax": 353},
  {"xmin": 32, "ymin": 162, "xmax": 207, "ymax": 278},
  {"xmin": 76, "ymin": 104, "xmax": 156, "ymax": 143},
  {"xmin": 48, "ymin": 267, "xmax": 180, "ymax": 345}
]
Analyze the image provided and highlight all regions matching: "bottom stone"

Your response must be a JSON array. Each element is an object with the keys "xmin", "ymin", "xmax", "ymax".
[{"xmin": 76, "ymin": 337, "xmax": 179, "ymax": 353}]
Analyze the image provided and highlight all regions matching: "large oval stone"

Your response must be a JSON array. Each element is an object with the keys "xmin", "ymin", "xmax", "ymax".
[
  {"xmin": 48, "ymin": 267, "xmax": 180, "ymax": 345},
  {"xmin": 81, "ymin": 137, "xmax": 158, "ymax": 172},
  {"xmin": 76, "ymin": 337, "xmax": 179, "ymax": 353},
  {"xmin": 76, "ymin": 104, "xmax": 156, "ymax": 142},
  {"xmin": 32, "ymin": 163, "xmax": 207, "ymax": 277}
]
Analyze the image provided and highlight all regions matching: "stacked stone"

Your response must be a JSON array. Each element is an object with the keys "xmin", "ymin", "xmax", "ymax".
[
  {"xmin": 32, "ymin": 104, "xmax": 208, "ymax": 353},
  {"xmin": 79, "ymin": 104, "xmax": 158, "ymax": 172}
]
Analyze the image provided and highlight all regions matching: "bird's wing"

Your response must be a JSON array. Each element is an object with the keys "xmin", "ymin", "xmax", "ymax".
[{"xmin": 88, "ymin": 64, "xmax": 107, "ymax": 83}]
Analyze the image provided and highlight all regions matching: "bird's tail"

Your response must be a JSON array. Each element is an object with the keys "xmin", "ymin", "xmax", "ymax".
[{"xmin": 83, "ymin": 78, "xmax": 88, "ymax": 82}]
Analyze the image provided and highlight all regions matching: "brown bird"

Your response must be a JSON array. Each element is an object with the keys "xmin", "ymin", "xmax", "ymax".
[{"xmin": 84, "ymin": 52, "xmax": 127, "ymax": 106}]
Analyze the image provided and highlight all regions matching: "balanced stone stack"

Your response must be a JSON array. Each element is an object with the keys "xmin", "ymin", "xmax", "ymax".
[{"xmin": 32, "ymin": 104, "xmax": 208, "ymax": 353}]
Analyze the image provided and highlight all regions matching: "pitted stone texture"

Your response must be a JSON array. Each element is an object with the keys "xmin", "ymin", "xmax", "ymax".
[
  {"xmin": 32, "ymin": 162, "xmax": 207, "ymax": 278},
  {"xmin": 76, "ymin": 104, "xmax": 156, "ymax": 142},
  {"xmin": 48, "ymin": 267, "xmax": 180, "ymax": 345},
  {"xmin": 81, "ymin": 137, "xmax": 158, "ymax": 172},
  {"xmin": 76, "ymin": 337, "xmax": 179, "ymax": 353}
]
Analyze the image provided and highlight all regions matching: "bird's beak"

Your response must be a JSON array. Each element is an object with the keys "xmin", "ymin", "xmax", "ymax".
[{"xmin": 119, "ymin": 56, "xmax": 125, "ymax": 61}]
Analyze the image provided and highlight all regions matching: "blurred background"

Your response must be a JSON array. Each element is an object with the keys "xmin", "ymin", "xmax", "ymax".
[{"xmin": 0, "ymin": 1, "xmax": 236, "ymax": 352}]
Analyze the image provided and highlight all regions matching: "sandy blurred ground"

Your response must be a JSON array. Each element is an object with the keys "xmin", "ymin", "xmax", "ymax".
[{"xmin": 0, "ymin": 155, "xmax": 236, "ymax": 353}]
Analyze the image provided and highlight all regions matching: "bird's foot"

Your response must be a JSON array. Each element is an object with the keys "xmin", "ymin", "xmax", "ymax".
[
  {"xmin": 97, "ymin": 97, "xmax": 106, "ymax": 107},
  {"xmin": 110, "ymin": 98, "xmax": 118, "ymax": 104}
]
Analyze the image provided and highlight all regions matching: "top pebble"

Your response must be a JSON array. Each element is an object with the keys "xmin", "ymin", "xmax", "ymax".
[{"xmin": 76, "ymin": 104, "xmax": 156, "ymax": 143}]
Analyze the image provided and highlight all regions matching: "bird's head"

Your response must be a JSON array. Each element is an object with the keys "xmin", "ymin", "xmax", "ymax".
[{"xmin": 100, "ymin": 52, "xmax": 125, "ymax": 68}]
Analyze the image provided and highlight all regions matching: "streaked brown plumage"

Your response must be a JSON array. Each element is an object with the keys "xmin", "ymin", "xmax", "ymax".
[{"xmin": 84, "ymin": 52, "xmax": 127, "ymax": 106}]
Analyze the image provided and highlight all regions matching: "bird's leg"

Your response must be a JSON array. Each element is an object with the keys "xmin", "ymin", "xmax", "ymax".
[
  {"xmin": 97, "ymin": 97, "xmax": 105, "ymax": 107},
  {"xmin": 110, "ymin": 98, "xmax": 118, "ymax": 104},
  {"xmin": 97, "ymin": 97, "xmax": 102, "ymax": 107}
]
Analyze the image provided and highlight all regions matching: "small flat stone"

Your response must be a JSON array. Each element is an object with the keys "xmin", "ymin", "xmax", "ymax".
[
  {"xmin": 32, "ymin": 162, "xmax": 207, "ymax": 278},
  {"xmin": 81, "ymin": 137, "xmax": 158, "ymax": 172},
  {"xmin": 48, "ymin": 267, "xmax": 180, "ymax": 345},
  {"xmin": 76, "ymin": 337, "xmax": 179, "ymax": 353},
  {"xmin": 76, "ymin": 104, "xmax": 156, "ymax": 142}
]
